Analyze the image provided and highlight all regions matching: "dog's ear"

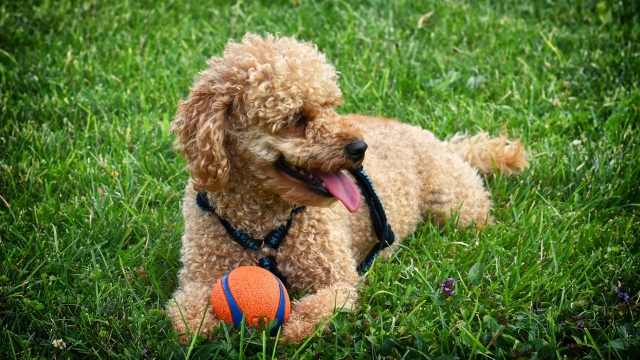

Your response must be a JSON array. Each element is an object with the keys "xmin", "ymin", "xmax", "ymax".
[{"xmin": 171, "ymin": 85, "xmax": 233, "ymax": 191}]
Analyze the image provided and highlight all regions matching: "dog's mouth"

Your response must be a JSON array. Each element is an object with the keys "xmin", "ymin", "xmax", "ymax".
[{"xmin": 275, "ymin": 157, "xmax": 361, "ymax": 213}]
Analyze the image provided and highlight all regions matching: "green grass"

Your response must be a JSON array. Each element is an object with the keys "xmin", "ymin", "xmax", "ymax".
[{"xmin": 1, "ymin": 0, "xmax": 639, "ymax": 358}]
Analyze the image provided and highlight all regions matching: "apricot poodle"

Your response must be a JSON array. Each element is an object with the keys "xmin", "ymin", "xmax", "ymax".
[{"xmin": 167, "ymin": 33, "xmax": 528, "ymax": 342}]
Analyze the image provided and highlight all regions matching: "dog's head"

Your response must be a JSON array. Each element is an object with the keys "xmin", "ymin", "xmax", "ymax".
[{"xmin": 172, "ymin": 33, "xmax": 366, "ymax": 212}]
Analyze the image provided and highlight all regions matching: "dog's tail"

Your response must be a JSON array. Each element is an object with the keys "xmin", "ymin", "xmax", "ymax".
[{"xmin": 446, "ymin": 131, "xmax": 529, "ymax": 176}]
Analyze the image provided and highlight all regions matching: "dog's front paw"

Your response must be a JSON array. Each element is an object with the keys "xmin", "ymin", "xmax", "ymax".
[
  {"xmin": 279, "ymin": 282, "xmax": 359, "ymax": 342},
  {"xmin": 172, "ymin": 314, "xmax": 219, "ymax": 345},
  {"xmin": 167, "ymin": 282, "xmax": 219, "ymax": 345},
  {"xmin": 280, "ymin": 312, "xmax": 322, "ymax": 343}
]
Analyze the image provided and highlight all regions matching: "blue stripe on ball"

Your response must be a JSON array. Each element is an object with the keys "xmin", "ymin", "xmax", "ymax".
[
  {"xmin": 272, "ymin": 274, "xmax": 286, "ymax": 333},
  {"xmin": 221, "ymin": 272, "xmax": 244, "ymax": 327}
]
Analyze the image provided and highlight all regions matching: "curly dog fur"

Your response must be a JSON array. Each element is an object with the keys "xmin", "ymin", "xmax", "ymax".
[{"xmin": 167, "ymin": 33, "xmax": 528, "ymax": 342}]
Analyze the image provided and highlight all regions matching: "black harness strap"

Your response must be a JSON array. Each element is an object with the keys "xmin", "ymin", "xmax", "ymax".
[
  {"xmin": 195, "ymin": 166, "xmax": 395, "ymax": 280},
  {"xmin": 196, "ymin": 191, "xmax": 304, "ymax": 284},
  {"xmin": 349, "ymin": 166, "xmax": 396, "ymax": 275}
]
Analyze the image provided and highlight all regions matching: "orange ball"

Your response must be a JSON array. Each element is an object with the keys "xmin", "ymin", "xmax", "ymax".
[{"xmin": 210, "ymin": 266, "xmax": 290, "ymax": 332}]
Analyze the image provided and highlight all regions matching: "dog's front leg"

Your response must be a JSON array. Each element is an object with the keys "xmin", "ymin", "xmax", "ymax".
[
  {"xmin": 281, "ymin": 281, "xmax": 359, "ymax": 342},
  {"xmin": 167, "ymin": 280, "xmax": 218, "ymax": 344}
]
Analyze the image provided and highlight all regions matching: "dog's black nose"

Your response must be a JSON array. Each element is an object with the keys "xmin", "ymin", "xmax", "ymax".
[{"xmin": 345, "ymin": 140, "xmax": 367, "ymax": 162}]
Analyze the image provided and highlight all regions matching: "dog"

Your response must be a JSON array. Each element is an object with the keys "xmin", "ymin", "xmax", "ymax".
[{"xmin": 167, "ymin": 33, "xmax": 528, "ymax": 343}]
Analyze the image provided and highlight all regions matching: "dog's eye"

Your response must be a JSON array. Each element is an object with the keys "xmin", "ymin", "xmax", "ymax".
[{"xmin": 294, "ymin": 113, "xmax": 309, "ymax": 127}]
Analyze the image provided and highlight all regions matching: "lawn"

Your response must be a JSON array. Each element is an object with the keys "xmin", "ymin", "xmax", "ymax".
[{"xmin": 1, "ymin": 0, "xmax": 639, "ymax": 358}]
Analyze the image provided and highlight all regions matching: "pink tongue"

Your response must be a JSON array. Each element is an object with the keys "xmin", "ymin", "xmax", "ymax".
[{"xmin": 317, "ymin": 171, "xmax": 361, "ymax": 213}]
